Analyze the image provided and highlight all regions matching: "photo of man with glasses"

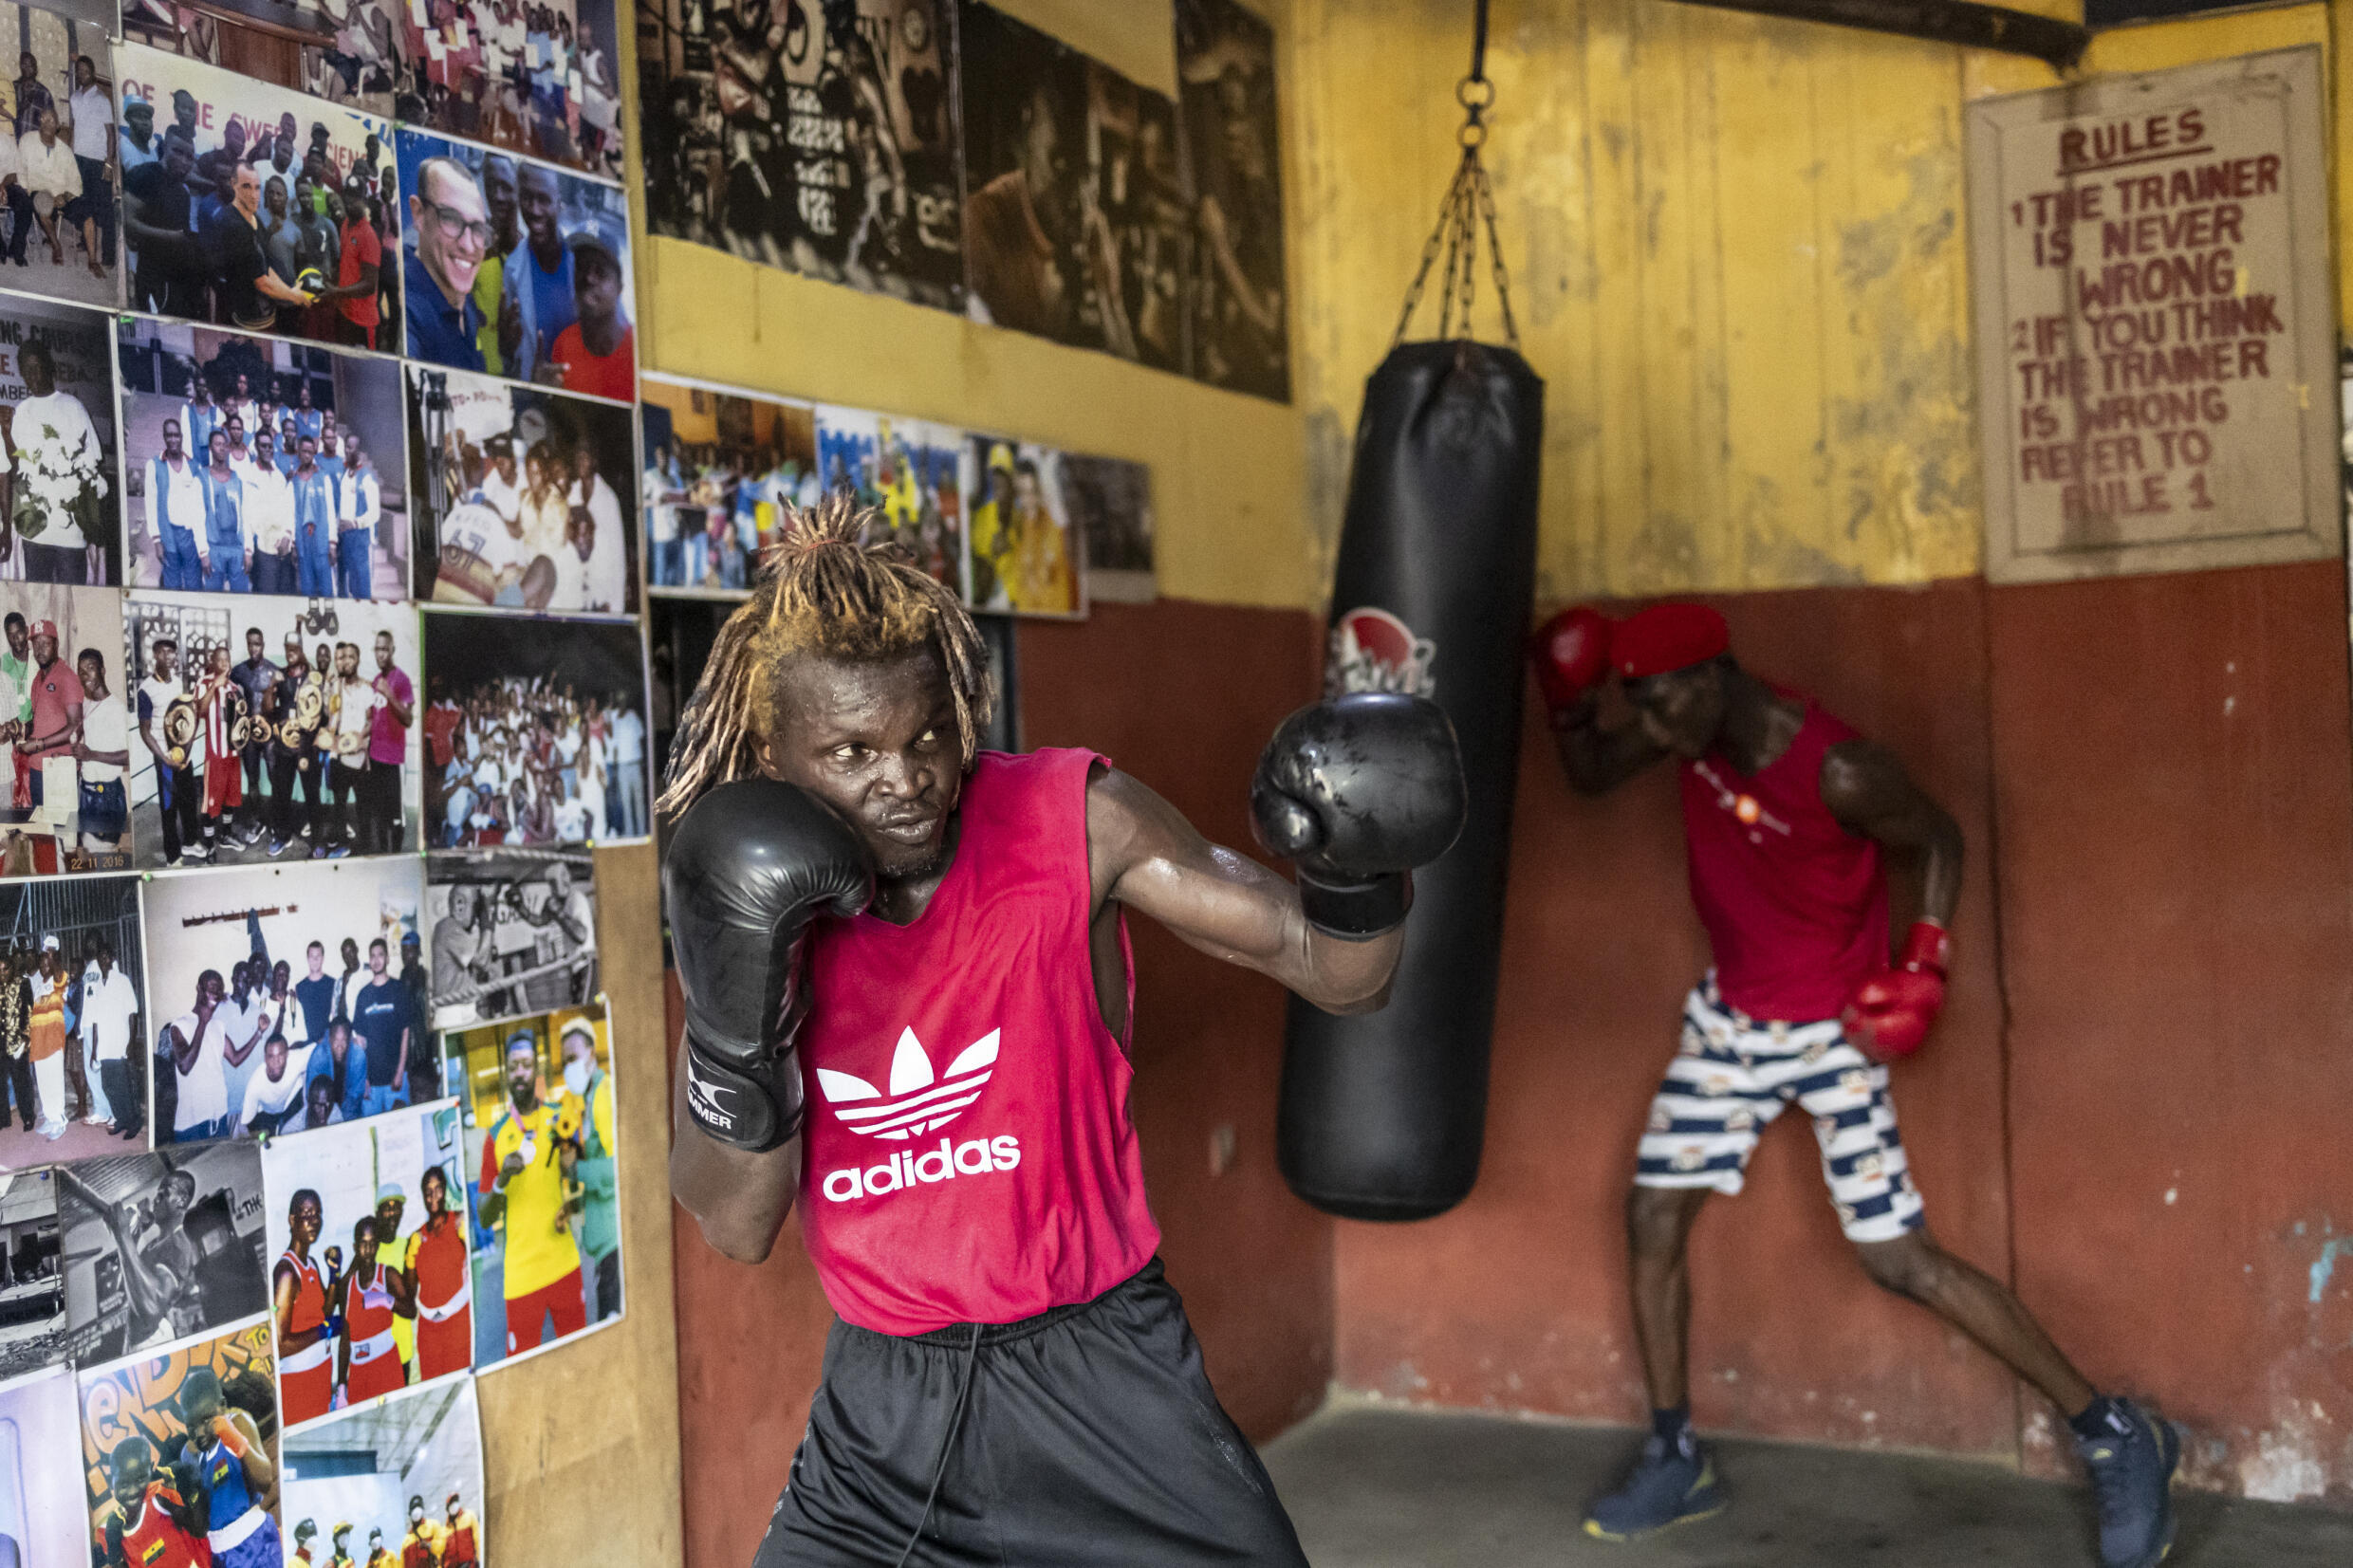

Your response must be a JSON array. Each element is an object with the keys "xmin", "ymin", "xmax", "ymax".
[{"xmin": 401, "ymin": 154, "xmax": 490, "ymax": 372}]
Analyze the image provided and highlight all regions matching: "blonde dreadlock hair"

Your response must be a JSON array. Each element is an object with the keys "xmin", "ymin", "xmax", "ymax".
[{"xmin": 658, "ymin": 491, "xmax": 994, "ymax": 818}]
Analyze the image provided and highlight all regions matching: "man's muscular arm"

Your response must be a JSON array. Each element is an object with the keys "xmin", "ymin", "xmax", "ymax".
[
  {"xmin": 1818, "ymin": 739, "xmax": 1963, "ymax": 929},
  {"xmin": 671, "ymin": 1057, "xmax": 798, "ymax": 1263},
  {"xmin": 1086, "ymin": 766, "xmax": 1399, "ymax": 1015}
]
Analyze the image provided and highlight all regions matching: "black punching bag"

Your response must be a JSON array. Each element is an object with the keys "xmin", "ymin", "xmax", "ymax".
[{"xmin": 1277, "ymin": 338, "xmax": 1544, "ymax": 1221}]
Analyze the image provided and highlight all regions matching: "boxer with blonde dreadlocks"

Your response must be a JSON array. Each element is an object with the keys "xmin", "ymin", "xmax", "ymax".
[{"xmin": 660, "ymin": 494, "xmax": 1465, "ymax": 1566}]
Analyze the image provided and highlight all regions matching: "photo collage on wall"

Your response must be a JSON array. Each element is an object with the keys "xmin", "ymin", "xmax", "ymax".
[
  {"xmin": 637, "ymin": 0, "xmax": 1291, "ymax": 401},
  {"xmin": 0, "ymin": 2, "xmax": 654, "ymax": 1563}
]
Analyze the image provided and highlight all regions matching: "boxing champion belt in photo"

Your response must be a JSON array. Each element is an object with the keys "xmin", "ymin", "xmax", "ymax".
[
  {"xmin": 293, "ymin": 680, "xmax": 324, "ymax": 729},
  {"xmin": 1279, "ymin": 339, "xmax": 1545, "ymax": 1223},
  {"xmin": 161, "ymin": 700, "xmax": 197, "ymax": 769},
  {"xmin": 230, "ymin": 715, "xmax": 251, "ymax": 749},
  {"xmin": 334, "ymin": 729, "xmax": 369, "ymax": 763}
]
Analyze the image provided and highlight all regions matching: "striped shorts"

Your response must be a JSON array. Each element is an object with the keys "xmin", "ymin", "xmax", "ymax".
[{"xmin": 1634, "ymin": 973, "xmax": 1926, "ymax": 1244}]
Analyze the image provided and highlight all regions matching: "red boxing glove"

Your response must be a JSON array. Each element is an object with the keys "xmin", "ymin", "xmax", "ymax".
[
  {"xmin": 212, "ymin": 1414, "xmax": 250, "ymax": 1458},
  {"xmin": 1840, "ymin": 921, "xmax": 1949, "ymax": 1062},
  {"xmin": 1530, "ymin": 607, "xmax": 1615, "ymax": 726}
]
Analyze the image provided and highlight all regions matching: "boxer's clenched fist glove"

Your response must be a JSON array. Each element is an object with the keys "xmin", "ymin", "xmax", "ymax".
[
  {"xmin": 662, "ymin": 779, "xmax": 874, "ymax": 1151},
  {"xmin": 1251, "ymin": 692, "xmax": 1467, "ymax": 939},
  {"xmin": 1840, "ymin": 921, "xmax": 1949, "ymax": 1062},
  {"xmin": 1530, "ymin": 606, "xmax": 1615, "ymax": 728}
]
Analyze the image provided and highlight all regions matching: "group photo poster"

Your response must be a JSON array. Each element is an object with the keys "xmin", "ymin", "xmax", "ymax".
[
  {"xmin": 116, "ymin": 317, "xmax": 409, "ymax": 600},
  {"xmin": 260, "ymin": 1101, "xmax": 472, "ymax": 1429},
  {"xmin": 0, "ymin": 584, "xmax": 132, "ymax": 876},
  {"xmin": 1175, "ymin": 0, "xmax": 1288, "ymax": 402},
  {"xmin": 59, "ymin": 1140, "xmax": 269, "ymax": 1366},
  {"xmin": 0, "ymin": 874, "xmax": 148, "ymax": 1170},
  {"xmin": 407, "ymin": 363, "xmax": 637, "ymax": 614},
  {"xmin": 0, "ymin": 1364, "xmax": 83, "ymax": 1562},
  {"xmin": 637, "ymin": 0, "xmax": 961, "ymax": 308},
  {"xmin": 115, "ymin": 46, "xmax": 400, "ymax": 348},
  {"xmin": 814, "ymin": 404, "xmax": 966, "ymax": 597},
  {"xmin": 421, "ymin": 609, "xmax": 650, "ymax": 846},
  {"xmin": 0, "ymin": 294, "xmax": 117, "ymax": 587},
  {"xmin": 443, "ymin": 1000, "xmax": 619, "ymax": 1367},
  {"xmin": 76, "ymin": 1318, "xmax": 286, "ymax": 1568},
  {"xmin": 279, "ymin": 1376, "xmax": 487, "ymax": 1568},
  {"xmin": 961, "ymin": 434, "xmax": 1083, "ymax": 618},
  {"xmin": 0, "ymin": 0, "xmax": 122, "ymax": 311},
  {"xmin": 394, "ymin": 129, "xmax": 634, "ymax": 399},
  {"xmin": 400, "ymin": 0, "xmax": 625, "ymax": 181},
  {"xmin": 638, "ymin": 374, "xmax": 816, "ymax": 596},
  {"xmin": 123, "ymin": 592, "xmax": 423, "ymax": 869},
  {"xmin": 0, "ymin": 1166, "xmax": 63, "ymax": 1379},
  {"xmin": 425, "ymin": 845, "xmax": 597, "ymax": 1032},
  {"xmin": 125, "ymin": 0, "xmax": 406, "ymax": 118},
  {"xmin": 140, "ymin": 857, "xmax": 431, "ymax": 1147}
]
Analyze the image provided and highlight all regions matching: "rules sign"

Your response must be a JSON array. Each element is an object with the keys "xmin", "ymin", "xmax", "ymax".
[{"xmin": 1966, "ymin": 48, "xmax": 2337, "ymax": 582}]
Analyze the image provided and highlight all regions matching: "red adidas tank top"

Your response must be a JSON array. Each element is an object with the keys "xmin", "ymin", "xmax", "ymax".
[
  {"xmin": 796, "ymin": 747, "xmax": 1160, "ymax": 1335},
  {"xmin": 1680, "ymin": 697, "xmax": 1888, "ymax": 1022}
]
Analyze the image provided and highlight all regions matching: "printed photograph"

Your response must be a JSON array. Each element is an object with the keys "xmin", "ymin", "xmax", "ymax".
[
  {"xmin": 261, "ymin": 1103, "xmax": 472, "ymax": 1429},
  {"xmin": 962, "ymin": 435, "xmax": 1083, "ymax": 618},
  {"xmin": 639, "ymin": 376, "xmax": 816, "ymax": 595},
  {"xmin": 59, "ymin": 1141, "xmax": 269, "ymax": 1365},
  {"xmin": 141, "ymin": 857, "xmax": 430, "ymax": 1146},
  {"xmin": 0, "ymin": 1168, "xmax": 63, "ymax": 1379},
  {"xmin": 118, "ymin": 318, "xmax": 410, "ymax": 599},
  {"xmin": 815, "ymin": 405, "xmax": 965, "ymax": 596},
  {"xmin": 115, "ymin": 46, "xmax": 399, "ymax": 348},
  {"xmin": 444, "ymin": 1001, "xmax": 618, "ymax": 1366},
  {"xmin": 124, "ymin": 593, "xmax": 422, "ymax": 868},
  {"xmin": 280, "ymin": 1377, "xmax": 486, "ymax": 1568},
  {"xmin": 422, "ymin": 610, "xmax": 649, "ymax": 845},
  {"xmin": 125, "ymin": 0, "xmax": 407, "ymax": 117},
  {"xmin": 0, "ymin": 295, "xmax": 116, "ymax": 586},
  {"xmin": 1176, "ymin": 0, "xmax": 1289, "ymax": 401},
  {"xmin": 408, "ymin": 364, "xmax": 636, "ymax": 613},
  {"xmin": 0, "ymin": 876, "xmax": 148, "ymax": 1170},
  {"xmin": 396, "ymin": 129, "xmax": 634, "ymax": 398},
  {"xmin": 1063, "ymin": 452, "xmax": 1154, "ymax": 603},
  {"xmin": 0, "ymin": 3, "xmax": 121, "ymax": 309},
  {"xmin": 426, "ymin": 846, "xmax": 595, "ymax": 1031},
  {"xmin": 400, "ymin": 0, "xmax": 624, "ymax": 180},
  {"xmin": 77, "ymin": 1319, "xmax": 285, "ymax": 1568},
  {"xmin": 0, "ymin": 585, "xmax": 131, "ymax": 875},
  {"xmin": 638, "ymin": 0, "xmax": 961, "ymax": 308},
  {"xmin": 0, "ymin": 1364, "xmax": 83, "ymax": 1564}
]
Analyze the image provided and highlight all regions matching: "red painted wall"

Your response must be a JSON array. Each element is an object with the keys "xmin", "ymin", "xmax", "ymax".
[
  {"xmin": 1332, "ymin": 562, "xmax": 2353, "ymax": 1503},
  {"xmin": 668, "ymin": 600, "xmax": 1333, "ymax": 1568}
]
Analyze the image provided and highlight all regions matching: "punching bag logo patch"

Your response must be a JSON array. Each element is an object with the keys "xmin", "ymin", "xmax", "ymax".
[
  {"xmin": 1325, "ymin": 607, "xmax": 1437, "ymax": 698},
  {"xmin": 814, "ymin": 1026, "xmax": 1000, "ymax": 1139}
]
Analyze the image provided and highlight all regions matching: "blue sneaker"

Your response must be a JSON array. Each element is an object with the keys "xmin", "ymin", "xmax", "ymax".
[
  {"xmin": 1584, "ymin": 1433, "xmax": 1724, "ymax": 1541},
  {"xmin": 2077, "ymin": 1398, "xmax": 2178, "ymax": 1568}
]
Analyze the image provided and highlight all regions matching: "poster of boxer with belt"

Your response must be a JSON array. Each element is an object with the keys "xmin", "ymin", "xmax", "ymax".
[
  {"xmin": 75, "ymin": 1317, "xmax": 287, "ymax": 1568},
  {"xmin": 114, "ymin": 46, "xmax": 398, "ymax": 348},
  {"xmin": 0, "ymin": 294, "xmax": 117, "ymax": 586},
  {"xmin": 260, "ymin": 1101, "xmax": 473, "ymax": 1428},
  {"xmin": 278, "ymin": 1378, "xmax": 488, "ymax": 1568},
  {"xmin": 442, "ymin": 1001, "xmax": 620, "ymax": 1366},
  {"xmin": 57, "ymin": 1140, "xmax": 269, "ymax": 1364},
  {"xmin": 139, "ymin": 857, "xmax": 429, "ymax": 1146},
  {"xmin": 122, "ymin": 592, "xmax": 420, "ymax": 868},
  {"xmin": 116, "ymin": 318, "xmax": 410, "ymax": 599},
  {"xmin": 0, "ymin": 875, "xmax": 148, "ymax": 1170},
  {"xmin": 0, "ymin": 583, "xmax": 131, "ymax": 875},
  {"xmin": 405, "ymin": 363, "xmax": 636, "ymax": 613},
  {"xmin": 637, "ymin": 0, "xmax": 962, "ymax": 309},
  {"xmin": 425, "ymin": 846, "xmax": 597, "ymax": 1031}
]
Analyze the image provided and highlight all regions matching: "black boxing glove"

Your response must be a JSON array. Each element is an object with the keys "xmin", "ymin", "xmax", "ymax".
[
  {"xmin": 1251, "ymin": 692, "xmax": 1467, "ymax": 939},
  {"xmin": 661, "ymin": 779, "xmax": 874, "ymax": 1152}
]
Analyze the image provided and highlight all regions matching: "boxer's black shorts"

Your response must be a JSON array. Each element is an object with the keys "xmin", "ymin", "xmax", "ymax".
[{"xmin": 753, "ymin": 1258, "xmax": 1308, "ymax": 1566}]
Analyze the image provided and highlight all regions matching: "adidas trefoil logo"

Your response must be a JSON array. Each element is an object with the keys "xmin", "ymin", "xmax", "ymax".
[{"xmin": 815, "ymin": 1026, "xmax": 1000, "ymax": 1140}]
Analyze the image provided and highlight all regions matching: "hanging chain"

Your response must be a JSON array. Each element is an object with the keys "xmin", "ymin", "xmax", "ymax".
[{"xmin": 1390, "ymin": 0, "xmax": 1520, "ymax": 351}]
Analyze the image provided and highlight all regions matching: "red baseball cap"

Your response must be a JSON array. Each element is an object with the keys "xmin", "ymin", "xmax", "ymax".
[
  {"xmin": 28, "ymin": 618, "xmax": 56, "ymax": 639},
  {"xmin": 1612, "ymin": 603, "xmax": 1728, "ymax": 678}
]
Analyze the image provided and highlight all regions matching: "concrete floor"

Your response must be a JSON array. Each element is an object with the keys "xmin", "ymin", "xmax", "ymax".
[{"xmin": 1262, "ymin": 1403, "xmax": 2353, "ymax": 1567}]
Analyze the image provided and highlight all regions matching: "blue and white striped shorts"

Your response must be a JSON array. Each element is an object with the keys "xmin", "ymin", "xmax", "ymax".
[{"xmin": 1634, "ymin": 973, "xmax": 1926, "ymax": 1244}]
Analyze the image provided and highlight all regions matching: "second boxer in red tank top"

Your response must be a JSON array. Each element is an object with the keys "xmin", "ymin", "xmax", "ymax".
[
  {"xmin": 1535, "ymin": 601, "xmax": 2177, "ymax": 1568},
  {"xmin": 659, "ymin": 494, "xmax": 1463, "ymax": 1567}
]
